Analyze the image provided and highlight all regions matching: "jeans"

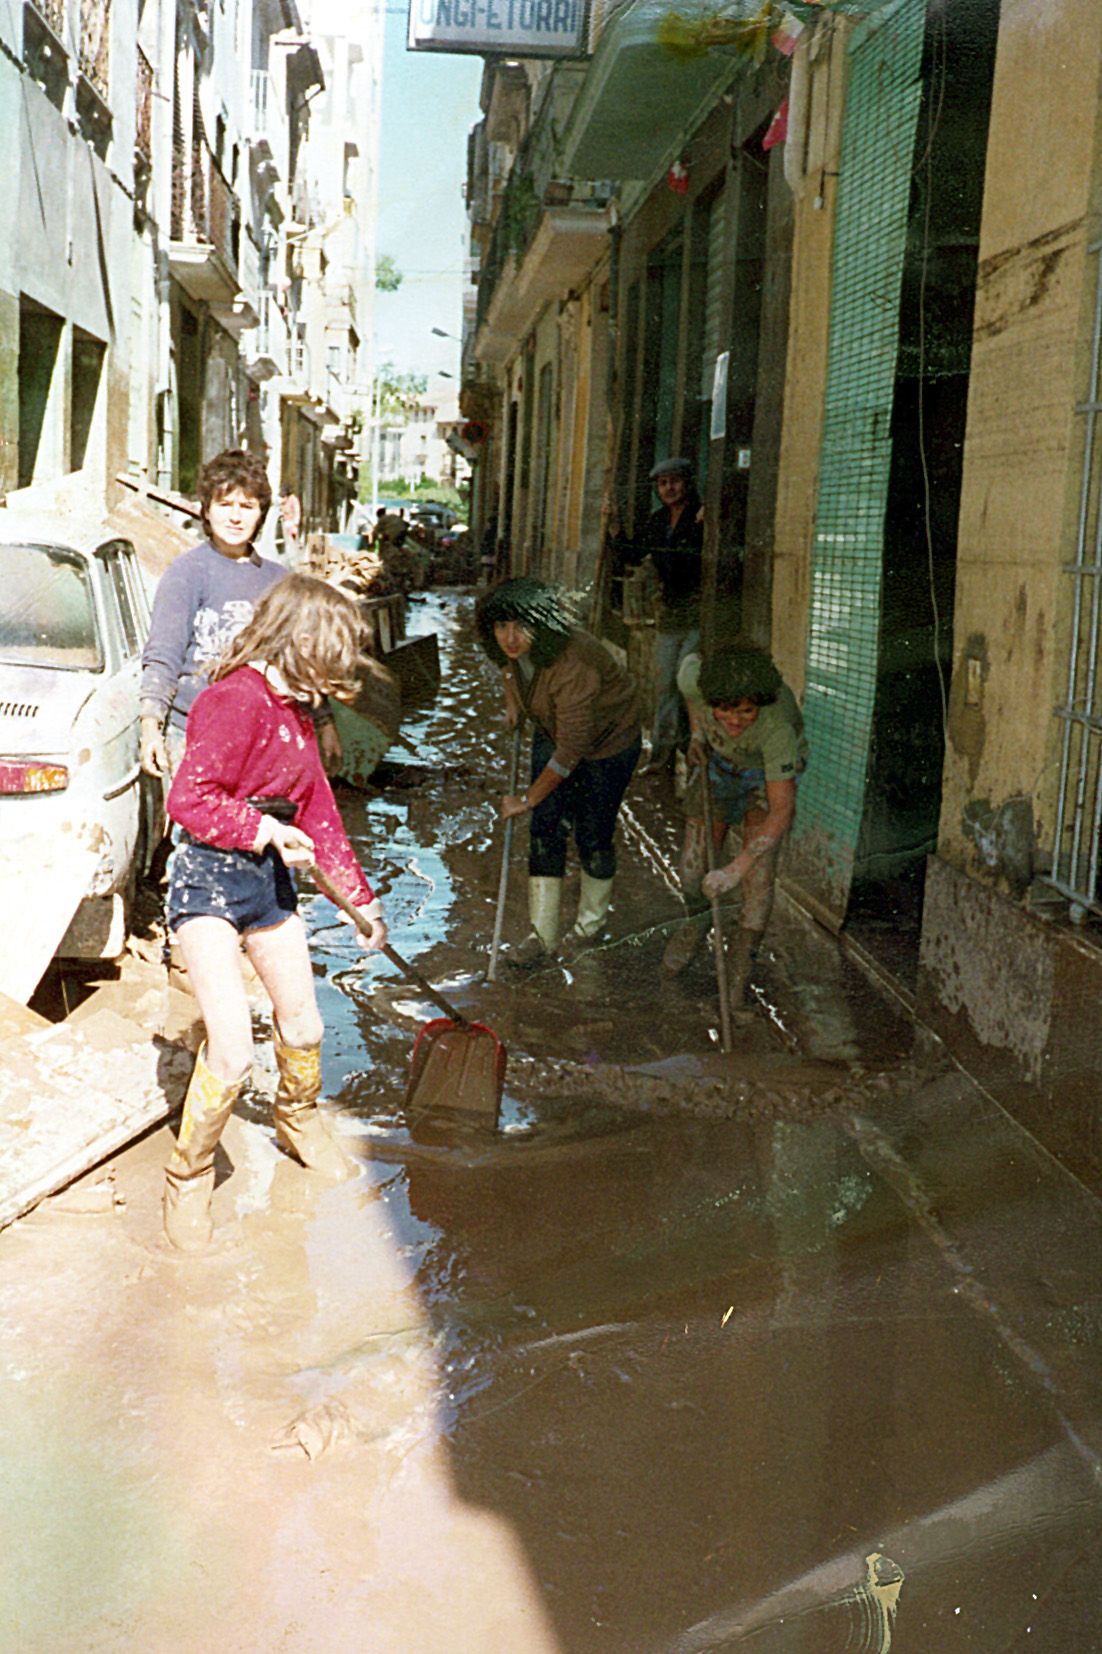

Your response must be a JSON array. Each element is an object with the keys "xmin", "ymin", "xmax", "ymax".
[
  {"xmin": 528, "ymin": 729, "xmax": 642, "ymax": 880},
  {"xmin": 651, "ymin": 626, "xmax": 700, "ymax": 753}
]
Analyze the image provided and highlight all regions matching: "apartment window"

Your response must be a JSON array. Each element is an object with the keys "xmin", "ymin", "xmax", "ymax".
[
  {"xmin": 70, "ymin": 328, "xmax": 106, "ymax": 472},
  {"xmin": 18, "ymin": 296, "xmax": 64, "ymax": 488}
]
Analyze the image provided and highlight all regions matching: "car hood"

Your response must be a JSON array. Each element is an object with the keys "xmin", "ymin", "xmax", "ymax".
[{"xmin": 0, "ymin": 663, "xmax": 97, "ymax": 756}]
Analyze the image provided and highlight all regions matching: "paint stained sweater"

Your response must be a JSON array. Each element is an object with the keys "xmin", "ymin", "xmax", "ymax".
[
  {"xmin": 167, "ymin": 667, "xmax": 374, "ymax": 906},
  {"xmin": 140, "ymin": 540, "xmax": 287, "ymax": 730}
]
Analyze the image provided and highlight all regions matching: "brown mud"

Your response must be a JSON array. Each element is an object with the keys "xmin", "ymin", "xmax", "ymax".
[{"xmin": 2, "ymin": 592, "xmax": 1100, "ymax": 1651}]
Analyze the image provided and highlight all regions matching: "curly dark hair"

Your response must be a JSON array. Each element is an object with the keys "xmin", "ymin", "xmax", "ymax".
[
  {"xmin": 198, "ymin": 448, "xmax": 272, "ymax": 540},
  {"xmin": 699, "ymin": 648, "xmax": 782, "ymax": 708},
  {"xmin": 475, "ymin": 577, "xmax": 575, "ymax": 668}
]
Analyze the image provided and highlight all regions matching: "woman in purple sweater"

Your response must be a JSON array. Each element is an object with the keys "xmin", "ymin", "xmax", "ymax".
[
  {"xmin": 140, "ymin": 448, "xmax": 341, "ymax": 780},
  {"xmin": 161, "ymin": 576, "xmax": 386, "ymax": 1252}
]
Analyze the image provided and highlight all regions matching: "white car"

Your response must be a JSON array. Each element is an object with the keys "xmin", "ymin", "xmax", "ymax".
[{"xmin": 0, "ymin": 517, "xmax": 163, "ymax": 1004}]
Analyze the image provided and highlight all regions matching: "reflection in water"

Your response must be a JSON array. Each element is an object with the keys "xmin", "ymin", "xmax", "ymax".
[{"xmin": 295, "ymin": 593, "xmax": 1102, "ymax": 1650}]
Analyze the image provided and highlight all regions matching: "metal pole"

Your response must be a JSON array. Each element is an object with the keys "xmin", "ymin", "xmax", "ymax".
[
  {"xmin": 488, "ymin": 722, "xmax": 523, "ymax": 981},
  {"xmin": 700, "ymin": 758, "xmax": 733, "ymax": 1053}
]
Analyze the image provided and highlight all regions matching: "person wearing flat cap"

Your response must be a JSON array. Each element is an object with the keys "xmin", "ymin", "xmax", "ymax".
[{"xmin": 615, "ymin": 457, "xmax": 704, "ymax": 774}]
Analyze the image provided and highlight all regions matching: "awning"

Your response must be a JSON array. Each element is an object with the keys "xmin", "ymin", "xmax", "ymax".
[{"xmin": 561, "ymin": 0, "xmax": 742, "ymax": 180}]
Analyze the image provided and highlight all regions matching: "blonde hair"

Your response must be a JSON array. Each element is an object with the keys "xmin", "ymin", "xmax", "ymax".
[{"xmin": 211, "ymin": 574, "xmax": 366, "ymax": 703}]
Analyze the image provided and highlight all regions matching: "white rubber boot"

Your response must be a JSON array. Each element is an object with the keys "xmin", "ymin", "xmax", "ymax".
[
  {"xmin": 558, "ymin": 873, "xmax": 614, "ymax": 962},
  {"xmin": 507, "ymin": 876, "xmax": 563, "ymax": 969}
]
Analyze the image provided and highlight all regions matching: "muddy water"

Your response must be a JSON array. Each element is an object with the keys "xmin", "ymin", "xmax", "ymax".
[
  {"xmin": 308, "ymin": 596, "xmax": 1102, "ymax": 1648},
  {"xmin": 2, "ymin": 592, "xmax": 1100, "ymax": 1651}
]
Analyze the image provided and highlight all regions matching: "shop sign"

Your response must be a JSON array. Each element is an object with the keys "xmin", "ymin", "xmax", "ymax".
[{"xmin": 408, "ymin": 0, "xmax": 587, "ymax": 57}]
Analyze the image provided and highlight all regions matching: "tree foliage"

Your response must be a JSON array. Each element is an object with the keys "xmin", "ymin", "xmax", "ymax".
[
  {"xmin": 374, "ymin": 362, "xmax": 429, "ymax": 416},
  {"xmin": 375, "ymin": 254, "xmax": 403, "ymax": 291}
]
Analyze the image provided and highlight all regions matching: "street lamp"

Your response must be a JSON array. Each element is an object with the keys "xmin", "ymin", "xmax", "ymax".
[{"xmin": 431, "ymin": 327, "xmax": 461, "ymax": 341}]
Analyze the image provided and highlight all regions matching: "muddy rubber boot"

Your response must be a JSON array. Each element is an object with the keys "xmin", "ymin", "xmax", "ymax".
[
  {"xmin": 163, "ymin": 1045, "xmax": 247, "ymax": 1252},
  {"xmin": 558, "ymin": 873, "xmax": 614, "ymax": 963},
  {"xmin": 728, "ymin": 928, "xmax": 765, "ymax": 1019},
  {"xmin": 272, "ymin": 1034, "xmax": 356, "ymax": 1180},
  {"xmin": 506, "ymin": 876, "xmax": 562, "ymax": 969},
  {"xmin": 661, "ymin": 909, "xmax": 711, "ymax": 974}
]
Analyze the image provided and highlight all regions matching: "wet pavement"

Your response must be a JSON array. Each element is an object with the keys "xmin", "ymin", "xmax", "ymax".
[{"xmin": 1, "ymin": 591, "xmax": 1100, "ymax": 1651}]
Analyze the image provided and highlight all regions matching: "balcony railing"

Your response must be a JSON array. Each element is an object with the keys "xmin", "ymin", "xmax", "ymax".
[
  {"xmin": 288, "ymin": 335, "xmax": 310, "ymax": 385},
  {"xmin": 78, "ymin": 0, "xmax": 110, "ymax": 100},
  {"xmin": 325, "ymin": 280, "xmax": 358, "ymax": 329},
  {"xmin": 29, "ymin": 0, "xmax": 65, "ymax": 40},
  {"xmin": 169, "ymin": 131, "xmax": 243, "ymax": 306},
  {"xmin": 476, "ymin": 66, "xmax": 593, "ymax": 330},
  {"xmin": 249, "ymin": 68, "xmax": 288, "ymax": 173},
  {"xmin": 135, "ymin": 47, "xmax": 153, "ymax": 162},
  {"xmin": 171, "ymin": 136, "xmax": 240, "ymax": 278},
  {"xmin": 248, "ymin": 292, "xmax": 288, "ymax": 377}
]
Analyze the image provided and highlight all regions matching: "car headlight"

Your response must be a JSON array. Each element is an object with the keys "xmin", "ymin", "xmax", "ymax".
[{"xmin": 0, "ymin": 761, "xmax": 70, "ymax": 794}]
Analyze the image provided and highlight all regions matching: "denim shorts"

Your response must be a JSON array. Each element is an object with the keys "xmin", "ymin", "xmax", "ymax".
[
  {"xmin": 167, "ymin": 837, "xmax": 298, "ymax": 935},
  {"xmin": 684, "ymin": 757, "xmax": 768, "ymax": 827}
]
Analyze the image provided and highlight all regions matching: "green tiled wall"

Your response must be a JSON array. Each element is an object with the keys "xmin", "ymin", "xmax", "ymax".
[{"xmin": 786, "ymin": 0, "xmax": 926, "ymax": 923}]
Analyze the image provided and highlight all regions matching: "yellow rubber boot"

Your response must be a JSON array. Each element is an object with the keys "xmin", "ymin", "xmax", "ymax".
[
  {"xmin": 163, "ymin": 1044, "xmax": 246, "ymax": 1252},
  {"xmin": 272, "ymin": 1034, "xmax": 356, "ymax": 1180}
]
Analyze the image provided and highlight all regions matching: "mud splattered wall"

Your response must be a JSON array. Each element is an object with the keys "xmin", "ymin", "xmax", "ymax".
[{"xmin": 938, "ymin": 0, "xmax": 1102, "ymax": 890}]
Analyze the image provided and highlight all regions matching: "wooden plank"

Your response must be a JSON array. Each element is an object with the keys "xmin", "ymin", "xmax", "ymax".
[
  {"xmin": 0, "ymin": 1014, "xmax": 193, "ymax": 1230},
  {"xmin": 0, "ymin": 991, "xmax": 50, "ymax": 1043},
  {"xmin": 114, "ymin": 472, "xmax": 201, "ymax": 519},
  {"xmin": 387, "ymin": 633, "xmax": 442, "ymax": 707}
]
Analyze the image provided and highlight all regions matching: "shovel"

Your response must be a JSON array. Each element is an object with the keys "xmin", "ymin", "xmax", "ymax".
[
  {"xmin": 698, "ymin": 758, "xmax": 734, "ymax": 1054},
  {"xmin": 308, "ymin": 863, "xmax": 507, "ymax": 1128},
  {"xmin": 487, "ymin": 721, "xmax": 523, "ymax": 982}
]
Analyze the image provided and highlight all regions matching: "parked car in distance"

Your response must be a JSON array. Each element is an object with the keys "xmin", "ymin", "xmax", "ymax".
[
  {"xmin": 411, "ymin": 502, "xmax": 457, "ymax": 537},
  {"xmin": 0, "ymin": 516, "xmax": 163, "ymax": 1004}
]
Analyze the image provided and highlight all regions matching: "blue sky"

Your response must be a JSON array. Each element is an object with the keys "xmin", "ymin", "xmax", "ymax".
[{"xmin": 374, "ymin": 9, "xmax": 483, "ymax": 382}]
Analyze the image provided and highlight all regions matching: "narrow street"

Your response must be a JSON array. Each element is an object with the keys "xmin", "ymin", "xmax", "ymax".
[{"xmin": 1, "ymin": 592, "xmax": 1099, "ymax": 1651}]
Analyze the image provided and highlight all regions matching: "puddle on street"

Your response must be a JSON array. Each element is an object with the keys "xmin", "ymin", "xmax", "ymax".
[
  {"xmin": 2, "ymin": 592, "xmax": 1099, "ymax": 1650},
  {"xmin": 301, "ymin": 594, "xmax": 1102, "ymax": 1648}
]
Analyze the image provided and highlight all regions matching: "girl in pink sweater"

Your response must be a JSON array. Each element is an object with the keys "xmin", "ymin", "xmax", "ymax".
[{"xmin": 162, "ymin": 575, "xmax": 386, "ymax": 1251}]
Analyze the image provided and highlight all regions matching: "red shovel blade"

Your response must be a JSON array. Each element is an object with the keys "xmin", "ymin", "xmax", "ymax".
[{"xmin": 405, "ymin": 1018, "xmax": 506, "ymax": 1130}]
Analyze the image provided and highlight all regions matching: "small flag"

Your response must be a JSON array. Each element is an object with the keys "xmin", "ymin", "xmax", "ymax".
[
  {"xmin": 763, "ymin": 97, "xmax": 789, "ymax": 152},
  {"xmin": 667, "ymin": 154, "xmax": 690, "ymax": 194},
  {"xmin": 771, "ymin": 8, "xmax": 804, "ymax": 56}
]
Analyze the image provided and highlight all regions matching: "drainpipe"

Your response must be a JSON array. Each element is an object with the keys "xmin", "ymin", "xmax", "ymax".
[{"xmin": 153, "ymin": 0, "xmax": 177, "ymax": 488}]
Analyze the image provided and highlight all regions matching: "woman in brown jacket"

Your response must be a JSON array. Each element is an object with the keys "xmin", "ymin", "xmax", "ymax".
[{"xmin": 476, "ymin": 578, "xmax": 641, "ymax": 967}]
